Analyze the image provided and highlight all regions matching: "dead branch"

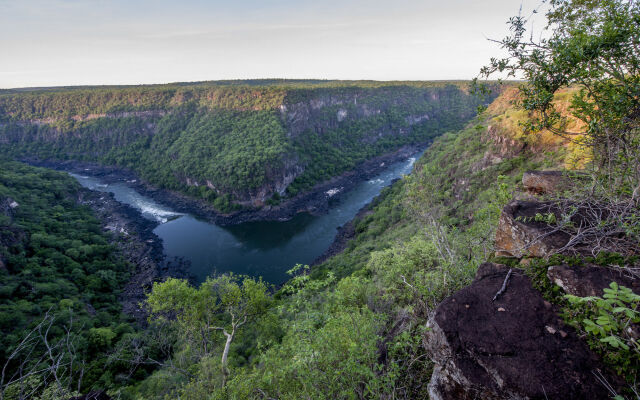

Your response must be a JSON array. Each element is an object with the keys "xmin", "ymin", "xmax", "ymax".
[{"xmin": 493, "ymin": 269, "xmax": 513, "ymax": 301}]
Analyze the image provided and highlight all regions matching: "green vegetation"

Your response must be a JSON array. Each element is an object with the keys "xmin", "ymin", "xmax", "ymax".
[
  {"xmin": 3, "ymin": 0, "xmax": 640, "ymax": 398},
  {"xmin": 117, "ymin": 95, "xmax": 552, "ymax": 399},
  {"xmin": 565, "ymin": 283, "xmax": 640, "ymax": 379},
  {"xmin": 478, "ymin": 0, "xmax": 640, "ymax": 199},
  {"xmin": 0, "ymin": 160, "xmax": 145, "ymax": 398},
  {"xmin": 0, "ymin": 82, "xmax": 487, "ymax": 212},
  {"xmin": 517, "ymin": 253, "xmax": 640, "ymax": 390},
  {"xmin": 146, "ymin": 275, "xmax": 270, "ymax": 387},
  {"xmin": 0, "ymin": 80, "xmax": 474, "ymax": 123},
  {"xmin": 477, "ymin": 1, "xmax": 640, "ymax": 389}
]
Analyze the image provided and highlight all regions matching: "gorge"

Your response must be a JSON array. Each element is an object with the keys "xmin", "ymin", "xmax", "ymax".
[{"xmin": 68, "ymin": 150, "xmax": 420, "ymax": 284}]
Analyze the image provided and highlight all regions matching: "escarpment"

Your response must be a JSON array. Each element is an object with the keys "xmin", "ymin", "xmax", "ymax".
[{"xmin": 0, "ymin": 82, "xmax": 492, "ymax": 212}]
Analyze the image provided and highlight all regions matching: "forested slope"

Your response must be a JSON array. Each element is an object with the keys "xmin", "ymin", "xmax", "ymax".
[
  {"xmin": 0, "ymin": 81, "xmax": 489, "ymax": 212},
  {"xmin": 0, "ymin": 161, "xmax": 154, "ymax": 397}
]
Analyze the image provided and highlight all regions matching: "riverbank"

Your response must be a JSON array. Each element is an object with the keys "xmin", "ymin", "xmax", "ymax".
[
  {"xmin": 75, "ymin": 187, "xmax": 189, "ymax": 323},
  {"xmin": 26, "ymin": 143, "xmax": 426, "ymax": 226}
]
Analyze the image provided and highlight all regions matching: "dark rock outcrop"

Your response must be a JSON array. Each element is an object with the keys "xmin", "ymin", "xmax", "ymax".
[
  {"xmin": 548, "ymin": 264, "xmax": 640, "ymax": 297},
  {"xmin": 495, "ymin": 199, "xmax": 637, "ymax": 258},
  {"xmin": 424, "ymin": 262, "xmax": 619, "ymax": 400},
  {"xmin": 494, "ymin": 201, "xmax": 570, "ymax": 258}
]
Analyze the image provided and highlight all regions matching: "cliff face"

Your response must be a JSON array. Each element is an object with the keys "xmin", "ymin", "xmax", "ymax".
[
  {"xmin": 237, "ymin": 85, "xmax": 482, "ymax": 205},
  {"xmin": 0, "ymin": 82, "xmax": 489, "ymax": 209},
  {"xmin": 280, "ymin": 86, "xmax": 464, "ymax": 138}
]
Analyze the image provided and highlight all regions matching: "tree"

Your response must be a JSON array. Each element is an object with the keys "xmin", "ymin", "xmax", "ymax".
[
  {"xmin": 1, "ymin": 310, "xmax": 85, "ymax": 400},
  {"xmin": 478, "ymin": 0, "xmax": 640, "ymax": 199},
  {"xmin": 146, "ymin": 275, "xmax": 270, "ymax": 387}
]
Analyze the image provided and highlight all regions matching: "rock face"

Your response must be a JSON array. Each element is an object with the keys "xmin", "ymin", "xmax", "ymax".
[
  {"xmin": 486, "ymin": 125, "xmax": 526, "ymax": 160},
  {"xmin": 494, "ymin": 201, "xmax": 570, "ymax": 258},
  {"xmin": 0, "ymin": 196, "xmax": 18, "ymax": 220},
  {"xmin": 424, "ymin": 262, "xmax": 618, "ymax": 400},
  {"xmin": 522, "ymin": 171, "xmax": 568, "ymax": 195},
  {"xmin": 548, "ymin": 264, "xmax": 640, "ymax": 296}
]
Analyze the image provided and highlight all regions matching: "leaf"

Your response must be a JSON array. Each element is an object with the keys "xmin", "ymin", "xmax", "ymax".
[
  {"xmin": 600, "ymin": 336, "xmax": 617, "ymax": 347},
  {"xmin": 600, "ymin": 336, "xmax": 630, "ymax": 350}
]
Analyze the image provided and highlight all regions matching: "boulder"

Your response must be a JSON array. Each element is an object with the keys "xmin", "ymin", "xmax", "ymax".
[
  {"xmin": 522, "ymin": 171, "xmax": 568, "ymax": 195},
  {"xmin": 494, "ymin": 201, "xmax": 570, "ymax": 258},
  {"xmin": 495, "ymin": 199, "xmax": 638, "ymax": 258},
  {"xmin": 424, "ymin": 262, "xmax": 618, "ymax": 400},
  {"xmin": 548, "ymin": 264, "xmax": 640, "ymax": 297}
]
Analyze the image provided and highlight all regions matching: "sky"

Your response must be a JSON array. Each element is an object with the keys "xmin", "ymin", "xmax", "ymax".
[{"xmin": 0, "ymin": 0, "xmax": 544, "ymax": 88}]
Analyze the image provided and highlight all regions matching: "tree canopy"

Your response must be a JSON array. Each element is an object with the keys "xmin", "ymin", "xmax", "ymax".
[{"xmin": 479, "ymin": 0, "xmax": 640, "ymax": 198}]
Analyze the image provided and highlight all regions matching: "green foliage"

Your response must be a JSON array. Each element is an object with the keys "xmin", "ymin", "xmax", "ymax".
[
  {"xmin": 0, "ymin": 160, "xmax": 140, "ymax": 395},
  {"xmin": 516, "ymin": 212, "xmax": 558, "ymax": 225},
  {"xmin": 0, "ymin": 82, "xmax": 486, "ymax": 212},
  {"xmin": 219, "ymin": 308, "xmax": 384, "ymax": 400},
  {"xmin": 480, "ymin": 0, "xmax": 640, "ymax": 198},
  {"xmin": 147, "ymin": 274, "xmax": 270, "ymax": 338},
  {"xmin": 144, "ymin": 275, "xmax": 271, "ymax": 394},
  {"xmin": 564, "ymin": 282, "xmax": 640, "ymax": 382}
]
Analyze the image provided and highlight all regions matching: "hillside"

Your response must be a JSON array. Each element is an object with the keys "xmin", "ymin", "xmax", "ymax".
[
  {"xmin": 0, "ymin": 81, "xmax": 490, "ymax": 214},
  {"xmin": 314, "ymin": 85, "xmax": 577, "ymax": 279},
  {"xmin": 1, "ymin": 83, "xmax": 637, "ymax": 399}
]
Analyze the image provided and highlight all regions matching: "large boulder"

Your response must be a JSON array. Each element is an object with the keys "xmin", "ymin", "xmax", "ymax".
[
  {"xmin": 494, "ymin": 201, "xmax": 570, "ymax": 258},
  {"xmin": 424, "ymin": 262, "xmax": 619, "ymax": 400},
  {"xmin": 495, "ymin": 199, "xmax": 638, "ymax": 258},
  {"xmin": 548, "ymin": 264, "xmax": 640, "ymax": 297}
]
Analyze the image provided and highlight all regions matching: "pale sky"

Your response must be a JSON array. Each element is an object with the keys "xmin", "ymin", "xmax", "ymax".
[{"xmin": 0, "ymin": 0, "xmax": 544, "ymax": 88}]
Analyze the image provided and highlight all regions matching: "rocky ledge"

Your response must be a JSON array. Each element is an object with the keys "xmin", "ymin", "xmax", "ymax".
[
  {"xmin": 494, "ymin": 200, "xmax": 572, "ymax": 258},
  {"xmin": 424, "ymin": 262, "xmax": 621, "ymax": 400}
]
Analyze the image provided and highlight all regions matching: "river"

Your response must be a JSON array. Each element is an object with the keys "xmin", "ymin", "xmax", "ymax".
[{"xmin": 70, "ymin": 155, "xmax": 417, "ymax": 284}]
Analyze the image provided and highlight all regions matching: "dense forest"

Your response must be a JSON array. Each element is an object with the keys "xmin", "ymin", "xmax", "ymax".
[
  {"xmin": 0, "ymin": 82, "xmax": 488, "ymax": 212},
  {"xmin": 0, "ymin": 161, "xmax": 151, "ymax": 398}
]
